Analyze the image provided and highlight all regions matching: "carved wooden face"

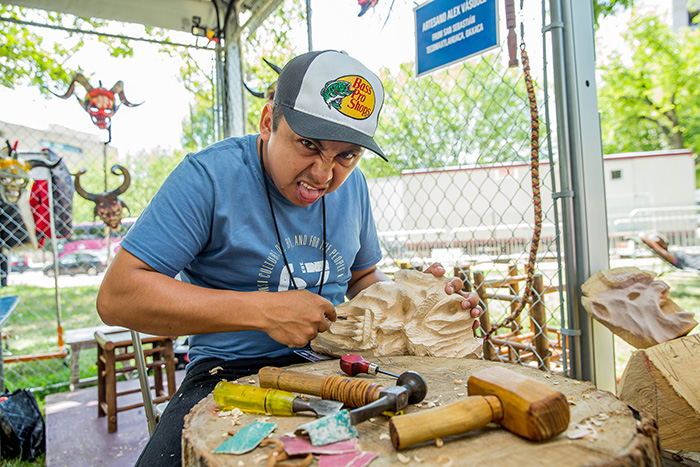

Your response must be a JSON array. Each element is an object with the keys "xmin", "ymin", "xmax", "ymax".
[
  {"xmin": 85, "ymin": 89, "xmax": 117, "ymax": 129},
  {"xmin": 312, "ymin": 270, "xmax": 479, "ymax": 358},
  {"xmin": 94, "ymin": 195, "xmax": 125, "ymax": 230},
  {"xmin": 0, "ymin": 161, "xmax": 31, "ymax": 204}
]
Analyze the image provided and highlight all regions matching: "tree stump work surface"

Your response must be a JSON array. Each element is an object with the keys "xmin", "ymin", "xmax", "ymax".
[{"xmin": 183, "ymin": 357, "xmax": 661, "ymax": 466}]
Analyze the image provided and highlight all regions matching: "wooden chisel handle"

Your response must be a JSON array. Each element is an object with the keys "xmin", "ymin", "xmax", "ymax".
[
  {"xmin": 259, "ymin": 366, "xmax": 326, "ymax": 396},
  {"xmin": 258, "ymin": 366, "xmax": 384, "ymax": 408},
  {"xmin": 389, "ymin": 395, "xmax": 503, "ymax": 450}
]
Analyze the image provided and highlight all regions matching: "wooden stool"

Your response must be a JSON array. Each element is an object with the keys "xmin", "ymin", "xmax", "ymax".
[{"xmin": 95, "ymin": 330, "xmax": 177, "ymax": 433}]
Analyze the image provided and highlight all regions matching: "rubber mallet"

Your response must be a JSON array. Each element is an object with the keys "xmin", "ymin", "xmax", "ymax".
[{"xmin": 389, "ymin": 366, "xmax": 570, "ymax": 449}]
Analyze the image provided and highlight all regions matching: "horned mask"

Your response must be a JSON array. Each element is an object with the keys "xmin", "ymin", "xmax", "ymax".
[
  {"xmin": 244, "ymin": 58, "xmax": 282, "ymax": 101},
  {"xmin": 54, "ymin": 73, "xmax": 142, "ymax": 129},
  {"xmin": 1, "ymin": 141, "xmax": 60, "ymax": 204},
  {"xmin": 74, "ymin": 165, "xmax": 131, "ymax": 230}
]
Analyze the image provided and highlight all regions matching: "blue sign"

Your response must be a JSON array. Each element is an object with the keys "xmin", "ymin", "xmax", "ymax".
[{"xmin": 414, "ymin": 0, "xmax": 499, "ymax": 76}]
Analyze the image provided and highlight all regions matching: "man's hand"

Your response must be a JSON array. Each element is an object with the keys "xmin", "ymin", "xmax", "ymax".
[
  {"xmin": 423, "ymin": 262, "xmax": 483, "ymax": 332},
  {"xmin": 260, "ymin": 290, "xmax": 337, "ymax": 348}
]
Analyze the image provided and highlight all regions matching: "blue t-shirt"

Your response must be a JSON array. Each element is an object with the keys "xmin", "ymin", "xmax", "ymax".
[{"xmin": 120, "ymin": 134, "xmax": 382, "ymax": 365}]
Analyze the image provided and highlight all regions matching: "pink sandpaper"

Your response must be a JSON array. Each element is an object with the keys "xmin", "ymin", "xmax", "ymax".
[
  {"xmin": 319, "ymin": 451, "xmax": 378, "ymax": 467},
  {"xmin": 281, "ymin": 435, "xmax": 357, "ymax": 456}
]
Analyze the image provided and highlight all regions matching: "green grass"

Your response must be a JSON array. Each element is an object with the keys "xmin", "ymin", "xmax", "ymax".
[
  {"xmin": 1, "ymin": 285, "xmax": 108, "ymax": 466},
  {"xmin": 2, "ymin": 285, "xmax": 105, "ymax": 395},
  {"xmin": 0, "ymin": 455, "xmax": 45, "ymax": 466}
]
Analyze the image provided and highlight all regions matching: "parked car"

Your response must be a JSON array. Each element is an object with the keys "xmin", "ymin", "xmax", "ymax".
[
  {"xmin": 9, "ymin": 256, "xmax": 30, "ymax": 274},
  {"xmin": 43, "ymin": 252, "xmax": 106, "ymax": 277}
]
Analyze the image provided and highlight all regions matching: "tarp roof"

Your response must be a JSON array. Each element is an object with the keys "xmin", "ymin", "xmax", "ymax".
[{"xmin": 3, "ymin": 0, "xmax": 283, "ymax": 36}]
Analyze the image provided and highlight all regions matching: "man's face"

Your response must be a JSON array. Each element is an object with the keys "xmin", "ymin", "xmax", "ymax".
[{"xmin": 259, "ymin": 104, "xmax": 364, "ymax": 207}]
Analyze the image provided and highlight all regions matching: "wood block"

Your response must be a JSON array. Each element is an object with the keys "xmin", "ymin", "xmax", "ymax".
[
  {"xmin": 581, "ymin": 267, "xmax": 697, "ymax": 349},
  {"xmin": 618, "ymin": 334, "xmax": 700, "ymax": 451}
]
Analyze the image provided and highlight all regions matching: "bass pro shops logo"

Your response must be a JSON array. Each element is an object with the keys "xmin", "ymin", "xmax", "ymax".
[{"xmin": 320, "ymin": 76, "xmax": 375, "ymax": 120}]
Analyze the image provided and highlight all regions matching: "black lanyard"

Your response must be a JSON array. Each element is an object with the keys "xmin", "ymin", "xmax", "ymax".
[{"xmin": 258, "ymin": 138, "xmax": 326, "ymax": 295}]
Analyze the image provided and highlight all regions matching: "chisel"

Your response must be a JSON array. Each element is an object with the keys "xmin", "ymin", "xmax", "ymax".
[{"xmin": 213, "ymin": 381, "xmax": 344, "ymax": 417}]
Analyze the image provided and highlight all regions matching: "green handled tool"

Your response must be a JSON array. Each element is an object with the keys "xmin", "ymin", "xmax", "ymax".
[{"xmin": 213, "ymin": 381, "xmax": 344, "ymax": 417}]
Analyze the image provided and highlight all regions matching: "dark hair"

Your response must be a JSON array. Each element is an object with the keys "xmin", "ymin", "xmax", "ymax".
[{"xmin": 271, "ymin": 103, "xmax": 284, "ymax": 132}]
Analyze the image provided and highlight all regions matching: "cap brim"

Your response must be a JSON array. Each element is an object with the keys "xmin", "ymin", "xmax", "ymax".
[{"xmin": 281, "ymin": 106, "xmax": 388, "ymax": 161}]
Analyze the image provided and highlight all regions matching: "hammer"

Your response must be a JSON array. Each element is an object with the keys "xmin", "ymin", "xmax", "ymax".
[{"xmin": 389, "ymin": 366, "xmax": 570, "ymax": 450}]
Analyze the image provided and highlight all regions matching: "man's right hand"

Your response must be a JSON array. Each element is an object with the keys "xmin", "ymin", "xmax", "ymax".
[{"xmin": 259, "ymin": 290, "xmax": 337, "ymax": 347}]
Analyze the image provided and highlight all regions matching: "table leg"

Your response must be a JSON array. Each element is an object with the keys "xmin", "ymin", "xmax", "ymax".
[{"xmin": 69, "ymin": 344, "xmax": 80, "ymax": 391}]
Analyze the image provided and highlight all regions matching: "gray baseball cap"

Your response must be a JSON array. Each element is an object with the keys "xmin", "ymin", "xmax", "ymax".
[{"xmin": 273, "ymin": 50, "xmax": 387, "ymax": 161}]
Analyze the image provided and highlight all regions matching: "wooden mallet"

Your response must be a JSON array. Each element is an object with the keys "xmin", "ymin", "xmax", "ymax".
[{"xmin": 389, "ymin": 366, "xmax": 570, "ymax": 450}]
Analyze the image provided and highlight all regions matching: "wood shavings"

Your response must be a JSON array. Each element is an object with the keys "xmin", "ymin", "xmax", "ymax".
[
  {"xmin": 379, "ymin": 433, "xmax": 390, "ymax": 441},
  {"xmin": 454, "ymin": 379, "xmax": 463, "ymax": 385},
  {"xmin": 590, "ymin": 413, "xmax": 609, "ymax": 427},
  {"xmin": 413, "ymin": 455, "xmax": 424, "ymax": 463},
  {"xmin": 567, "ymin": 421, "xmax": 597, "ymax": 440},
  {"xmin": 397, "ymin": 453, "xmax": 411, "ymax": 464},
  {"xmin": 260, "ymin": 439, "xmax": 288, "ymax": 467},
  {"xmin": 542, "ymin": 373, "xmax": 551, "ymax": 378},
  {"xmin": 437, "ymin": 455, "xmax": 453, "ymax": 465},
  {"xmin": 209, "ymin": 366, "xmax": 223, "ymax": 375},
  {"xmin": 435, "ymin": 437, "xmax": 444, "ymax": 447},
  {"xmin": 456, "ymin": 393, "xmax": 464, "ymax": 397},
  {"xmin": 248, "ymin": 379, "xmax": 256, "ymax": 384}
]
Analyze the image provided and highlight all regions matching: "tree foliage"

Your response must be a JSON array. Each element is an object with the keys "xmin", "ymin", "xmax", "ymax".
[
  {"xmin": 178, "ymin": 51, "xmax": 217, "ymax": 152},
  {"xmin": 593, "ymin": 0, "xmax": 637, "ymax": 27},
  {"xmin": 597, "ymin": 14, "xmax": 700, "ymax": 162},
  {"xmin": 240, "ymin": 0, "xmax": 306, "ymax": 134},
  {"xmin": 177, "ymin": 0, "xmax": 305, "ymax": 148},
  {"xmin": 361, "ymin": 56, "xmax": 530, "ymax": 178},
  {"xmin": 0, "ymin": 5, "xmax": 135, "ymax": 92}
]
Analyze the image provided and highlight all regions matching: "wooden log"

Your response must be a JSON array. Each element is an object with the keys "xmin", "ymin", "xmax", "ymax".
[
  {"xmin": 618, "ymin": 334, "xmax": 700, "ymax": 451},
  {"xmin": 581, "ymin": 267, "xmax": 697, "ymax": 349},
  {"xmin": 183, "ymin": 357, "xmax": 661, "ymax": 466}
]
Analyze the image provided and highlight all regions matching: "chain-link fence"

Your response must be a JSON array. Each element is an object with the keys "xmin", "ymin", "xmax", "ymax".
[
  {"xmin": 365, "ymin": 2, "xmax": 567, "ymax": 373},
  {"xmin": 0, "ymin": 6, "xmax": 218, "ymax": 392},
  {"xmin": 0, "ymin": 0, "xmax": 572, "ymax": 394}
]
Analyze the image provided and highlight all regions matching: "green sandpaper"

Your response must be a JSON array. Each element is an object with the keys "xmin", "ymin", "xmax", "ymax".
[
  {"xmin": 295, "ymin": 409, "xmax": 359, "ymax": 446},
  {"xmin": 213, "ymin": 420, "xmax": 277, "ymax": 455}
]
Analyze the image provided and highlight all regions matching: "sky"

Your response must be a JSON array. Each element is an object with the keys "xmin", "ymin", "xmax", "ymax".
[{"xmin": 0, "ymin": 0, "xmax": 672, "ymax": 156}]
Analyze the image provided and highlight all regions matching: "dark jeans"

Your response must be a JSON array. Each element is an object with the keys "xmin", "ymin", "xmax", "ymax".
[{"xmin": 135, "ymin": 353, "xmax": 308, "ymax": 466}]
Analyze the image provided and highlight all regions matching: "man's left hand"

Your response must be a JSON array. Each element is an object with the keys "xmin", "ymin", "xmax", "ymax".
[{"xmin": 424, "ymin": 262, "xmax": 483, "ymax": 332}]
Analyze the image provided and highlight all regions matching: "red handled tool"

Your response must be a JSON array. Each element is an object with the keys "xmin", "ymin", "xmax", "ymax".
[{"xmin": 340, "ymin": 354, "xmax": 400, "ymax": 378}]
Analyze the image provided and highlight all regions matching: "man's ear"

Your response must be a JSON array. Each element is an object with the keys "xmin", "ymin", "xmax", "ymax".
[{"xmin": 260, "ymin": 102, "xmax": 273, "ymax": 141}]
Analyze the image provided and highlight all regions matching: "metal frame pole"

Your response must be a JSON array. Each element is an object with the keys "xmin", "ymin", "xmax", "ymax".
[
  {"xmin": 548, "ymin": 0, "xmax": 616, "ymax": 390},
  {"xmin": 131, "ymin": 330, "xmax": 157, "ymax": 436}
]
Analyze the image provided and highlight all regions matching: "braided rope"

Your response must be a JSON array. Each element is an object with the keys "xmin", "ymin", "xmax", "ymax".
[{"xmin": 484, "ymin": 44, "xmax": 541, "ymax": 341}]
